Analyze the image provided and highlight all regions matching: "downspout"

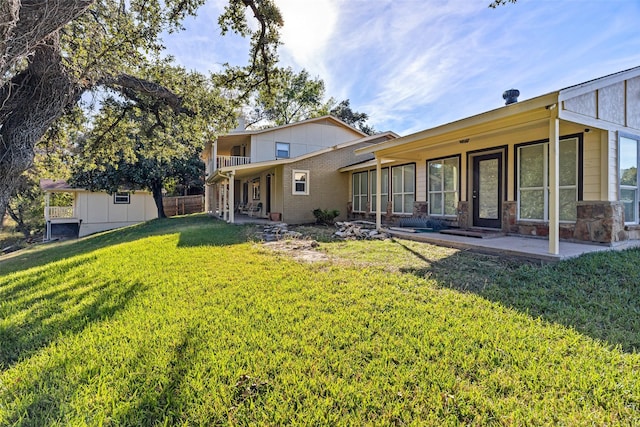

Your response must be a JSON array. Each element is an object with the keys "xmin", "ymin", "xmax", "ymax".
[{"xmin": 548, "ymin": 104, "xmax": 560, "ymax": 255}]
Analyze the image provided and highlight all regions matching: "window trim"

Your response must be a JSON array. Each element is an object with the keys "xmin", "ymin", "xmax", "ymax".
[
  {"xmin": 352, "ymin": 171, "xmax": 368, "ymax": 213},
  {"xmin": 391, "ymin": 163, "xmax": 416, "ymax": 215},
  {"xmin": 114, "ymin": 192, "xmax": 130, "ymax": 204},
  {"xmin": 427, "ymin": 154, "xmax": 461, "ymax": 217},
  {"xmin": 276, "ymin": 142, "xmax": 290, "ymax": 159},
  {"xmin": 515, "ymin": 133, "xmax": 583, "ymax": 222},
  {"xmin": 369, "ymin": 167, "xmax": 389, "ymax": 214},
  {"xmin": 619, "ymin": 132, "xmax": 640, "ymax": 224},
  {"xmin": 292, "ymin": 169, "xmax": 309, "ymax": 195}
]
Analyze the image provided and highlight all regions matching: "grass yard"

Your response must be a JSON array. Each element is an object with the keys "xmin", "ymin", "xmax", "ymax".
[{"xmin": 0, "ymin": 215, "xmax": 639, "ymax": 425}]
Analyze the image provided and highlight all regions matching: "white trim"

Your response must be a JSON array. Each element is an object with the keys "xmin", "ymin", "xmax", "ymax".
[
  {"xmin": 352, "ymin": 171, "xmax": 368, "ymax": 213},
  {"xmin": 391, "ymin": 164, "xmax": 416, "ymax": 215},
  {"xmin": 619, "ymin": 133, "xmax": 640, "ymax": 224},
  {"xmin": 292, "ymin": 170, "xmax": 309, "ymax": 195},
  {"xmin": 370, "ymin": 167, "xmax": 389, "ymax": 214},
  {"xmin": 558, "ymin": 66, "xmax": 640, "ymax": 102},
  {"xmin": 376, "ymin": 158, "xmax": 382, "ymax": 230},
  {"xmin": 549, "ymin": 107, "xmax": 560, "ymax": 255},
  {"xmin": 427, "ymin": 157, "xmax": 459, "ymax": 217}
]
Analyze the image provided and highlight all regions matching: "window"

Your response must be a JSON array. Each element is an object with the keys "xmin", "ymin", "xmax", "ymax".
[
  {"xmin": 352, "ymin": 171, "xmax": 368, "ymax": 212},
  {"xmin": 517, "ymin": 137, "xmax": 579, "ymax": 221},
  {"xmin": 370, "ymin": 168, "xmax": 389, "ymax": 213},
  {"xmin": 428, "ymin": 157, "xmax": 459, "ymax": 216},
  {"xmin": 392, "ymin": 164, "xmax": 415, "ymax": 214},
  {"xmin": 252, "ymin": 179, "xmax": 260, "ymax": 200},
  {"xmin": 276, "ymin": 142, "xmax": 290, "ymax": 158},
  {"xmin": 114, "ymin": 192, "xmax": 130, "ymax": 204},
  {"xmin": 292, "ymin": 170, "xmax": 309, "ymax": 195},
  {"xmin": 620, "ymin": 134, "xmax": 639, "ymax": 224}
]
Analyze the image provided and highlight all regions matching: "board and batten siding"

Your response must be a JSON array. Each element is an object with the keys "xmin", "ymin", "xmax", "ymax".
[
  {"xmin": 250, "ymin": 120, "xmax": 363, "ymax": 163},
  {"xmin": 74, "ymin": 191, "xmax": 156, "ymax": 237},
  {"xmin": 561, "ymin": 75, "xmax": 640, "ymax": 202}
]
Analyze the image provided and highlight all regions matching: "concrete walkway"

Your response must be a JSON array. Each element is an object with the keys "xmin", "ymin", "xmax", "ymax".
[{"xmin": 385, "ymin": 229, "xmax": 640, "ymax": 263}]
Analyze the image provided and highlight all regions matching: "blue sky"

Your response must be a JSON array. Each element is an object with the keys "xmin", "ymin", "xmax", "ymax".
[{"xmin": 163, "ymin": 0, "xmax": 640, "ymax": 135}]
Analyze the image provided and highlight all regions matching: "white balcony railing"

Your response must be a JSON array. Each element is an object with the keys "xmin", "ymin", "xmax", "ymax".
[
  {"xmin": 216, "ymin": 155, "xmax": 251, "ymax": 169},
  {"xmin": 47, "ymin": 206, "xmax": 75, "ymax": 219}
]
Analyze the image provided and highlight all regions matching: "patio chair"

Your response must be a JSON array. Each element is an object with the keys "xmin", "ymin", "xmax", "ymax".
[{"xmin": 248, "ymin": 202, "xmax": 262, "ymax": 217}]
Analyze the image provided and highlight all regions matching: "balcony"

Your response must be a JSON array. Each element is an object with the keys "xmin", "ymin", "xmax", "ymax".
[
  {"xmin": 46, "ymin": 206, "xmax": 75, "ymax": 220},
  {"xmin": 216, "ymin": 155, "xmax": 251, "ymax": 169}
]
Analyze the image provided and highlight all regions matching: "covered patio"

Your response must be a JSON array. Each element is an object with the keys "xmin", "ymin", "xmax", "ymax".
[{"xmin": 386, "ymin": 228, "xmax": 640, "ymax": 263}]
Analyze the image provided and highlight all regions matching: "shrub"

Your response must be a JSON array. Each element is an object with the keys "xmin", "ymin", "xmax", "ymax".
[{"xmin": 312, "ymin": 208, "xmax": 339, "ymax": 225}]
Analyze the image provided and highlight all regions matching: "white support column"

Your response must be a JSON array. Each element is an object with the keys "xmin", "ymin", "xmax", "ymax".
[
  {"xmin": 548, "ymin": 105, "xmax": 560, "ymax": 255},
  {"xmin": 222, "ymin": 181, "xmax": 228, "ymax": 221},
  {"xmin": 44, "ymin": 192, "xmax": 51, "ymax": 241},
  {"xmin": 228, "ymin": 173, "xmax": 235, "ymax": 224},
  {"xmin": 212, "ymin": 139, "xmax": 218, "ymax": 172},
  {"xmin": 376, "ymin": 157, "xmax": 382, "ymax": 230},
  {"xmin": 217, "ymin": 183, "xmax": 223, "ymax": 217},
  {"xmin": 44, "ymin": 192, "xmax": 50, "ymax": 221}
]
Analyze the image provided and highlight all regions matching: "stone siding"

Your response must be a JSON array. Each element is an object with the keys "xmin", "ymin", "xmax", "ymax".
[{"xmin": 573, "ymin": 201, "xmax": 627, "ymax": 243}]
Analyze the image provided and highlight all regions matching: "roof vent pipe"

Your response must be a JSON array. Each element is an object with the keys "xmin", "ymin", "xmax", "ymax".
[{"xmin": 503, "ymin": 89, "xmax": 520, "ymax": 105}]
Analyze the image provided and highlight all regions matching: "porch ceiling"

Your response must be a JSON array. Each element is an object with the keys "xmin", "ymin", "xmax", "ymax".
[
  {"xmin": 356, "ymin": 92, "xmax": 559, "ymax": 160},
  {"xmin": 377, "ymin": 107, "xmax": 553, "ymax": 160},
  {"xmin": 217, "ymin": 134, "xmax": 251, "ymax": 150}
]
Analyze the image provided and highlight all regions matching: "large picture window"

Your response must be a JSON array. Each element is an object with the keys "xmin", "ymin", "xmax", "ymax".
[
  {"xmin": 620, "ymin": 134, "xmax": 639, "ymax": 224},
  {"xmin": 428, "ymin": 157, "xmax": 459, "ymax": 216},
  {"xmin": 517, "ymin": 137, "xmax": 579, "ymax": 222},
  {"xmin": 352, "ymin": 171, "xmax": 368, "ymax": 212},
  {"xmin": 392, "ymin": 164, "xmax": 415, "ymax": 214},
  {"xmin": 370, "ymin": 168, "xmax": 389, "ymax": 213}
]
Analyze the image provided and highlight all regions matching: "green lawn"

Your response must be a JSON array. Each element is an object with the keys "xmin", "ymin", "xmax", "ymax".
[{"xmin": 0, "ymin": 215, "xmax": 638, "ymax": 425}]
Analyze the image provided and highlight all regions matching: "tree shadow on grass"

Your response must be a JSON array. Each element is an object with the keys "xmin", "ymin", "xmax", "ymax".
[
  {"xmin": 0, "ymin": 255, "xmax": 146, "ymax": 367},
  {"xmin": 393, "ymin": 240, "xmax": 640, "ymax": 353},
  {"xmin": 1, "ymin": 286, "xmax": 146, "ymax": 426},
  {"xmin": 0, "ymin": 215, "xmax": 245, "ymax": 275}
]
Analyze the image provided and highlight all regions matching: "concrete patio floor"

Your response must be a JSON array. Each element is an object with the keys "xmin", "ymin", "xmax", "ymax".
[{"xmin": 385, "ymin": 228, "xmax": 640, "ymax": 263}]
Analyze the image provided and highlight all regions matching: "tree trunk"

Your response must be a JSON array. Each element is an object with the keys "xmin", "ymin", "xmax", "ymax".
[
  {"xmin": 5, "ymin": 206, "xmax": 31, "ymax": 239},
  {"xmin": 0, "ymin": 34, "xmax": 82, "ymax": 217},
  {"xmin": 151, "ymin": 181, "xmax": 166, "ymax": 219}
]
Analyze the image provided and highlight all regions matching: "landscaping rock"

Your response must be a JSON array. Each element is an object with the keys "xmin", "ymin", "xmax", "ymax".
[
  {"xmin": 333, "ymin": 221, "xmax": 390, "ymax": 240},
  {"xmin": 263, "ymin": 222, "xmax": 302, "ymax": 241}
]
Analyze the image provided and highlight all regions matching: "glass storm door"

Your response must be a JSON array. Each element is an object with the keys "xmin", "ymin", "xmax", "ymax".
[{"xmin": 472, "ymin": 153, "xmax": 502, "ymax": 228}]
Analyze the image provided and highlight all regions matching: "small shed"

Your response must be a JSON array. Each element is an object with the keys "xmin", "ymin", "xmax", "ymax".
[{"xmin": 40, "ymin": 180, "xmax": 157, "ymax": 240}]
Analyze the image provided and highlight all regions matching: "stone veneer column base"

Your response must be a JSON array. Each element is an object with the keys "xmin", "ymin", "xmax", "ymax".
[
  {"xmin": 457, "ymin": 201, "xmax": 469, "ymax": 229},
  {"xmin": 574, "ymin": 201, "xmax": 627, "ymax": 243},
  {"xmin": 413, "ymin": 201, "xmax": 428, "ymax": 218},
  {"xmin": 502, "ymin": 201, "xmax": 517, "ymax": 233}
]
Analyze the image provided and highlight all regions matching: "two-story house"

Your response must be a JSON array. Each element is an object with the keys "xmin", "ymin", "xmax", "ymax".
[{"xmin": 203, "ymin": 115, "xmax": 397, "ymax": 224}]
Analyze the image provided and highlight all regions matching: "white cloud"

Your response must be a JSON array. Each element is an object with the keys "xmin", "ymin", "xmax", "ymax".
[
  {"xmin": 277, "ymin": 0, "xmax": 339, "ymax": 76},
  {"xmin": 161, "ymin": 0, "xmax": 640, "ymax": 134}
]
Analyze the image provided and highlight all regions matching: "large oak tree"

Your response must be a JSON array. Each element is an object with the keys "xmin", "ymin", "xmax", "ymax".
[{"xmin": 0, "ymin": 0, "xmax": 282, "ymax": 216}]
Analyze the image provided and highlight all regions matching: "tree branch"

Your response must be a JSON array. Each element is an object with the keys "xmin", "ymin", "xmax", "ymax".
[{"xmin": 99, "ymin": 73, "xmax": 195, "ymax": 116}]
